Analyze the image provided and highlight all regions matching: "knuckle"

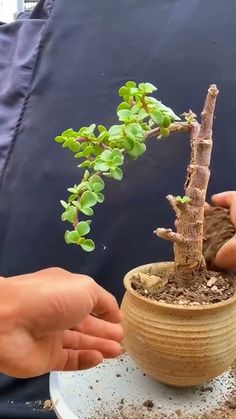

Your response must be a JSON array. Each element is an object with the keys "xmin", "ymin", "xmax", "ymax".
[{"xmin": 45, "ymin": 267, "xmax": 66, "ymax": 276}]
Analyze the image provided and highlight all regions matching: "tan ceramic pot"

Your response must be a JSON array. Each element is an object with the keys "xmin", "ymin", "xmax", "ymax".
[{"xmin": 121, "ymin": 262, "xmax": 236, "ymax": 387}]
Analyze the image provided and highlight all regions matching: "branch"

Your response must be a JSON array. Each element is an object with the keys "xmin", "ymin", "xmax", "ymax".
[
  {"xmin": 198, "ymin": 84, "xmax": 219, "ymax": 140},
  {"xmin": 154, "ymin": 228, "xmax": 186, "ymax": 244},
  {"xmin": 166, "ymin": 194, "xmax": 180, "ymax": 217},
  {"xmin": 146, "ymin": 121, "xmax": 190, "ymax": 139}
]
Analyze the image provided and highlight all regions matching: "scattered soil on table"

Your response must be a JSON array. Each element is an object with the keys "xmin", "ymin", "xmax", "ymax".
[
  {"xmin": 83, "ymin": 359, "xmax": 235, "ymax": 419},
  {"xmin": 203, "ymin": 207, "xmax": 235, "ymax": 269},
  {"xmin": 131, "ymin": 207, "xmax": 235, "ymax": 306},
  {"xmin": 43, "ymin": 399, "xmax": 53, "ymax": 410}
]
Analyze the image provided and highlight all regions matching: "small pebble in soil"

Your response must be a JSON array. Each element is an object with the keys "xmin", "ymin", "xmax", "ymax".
[{"xmin": 143, "ymin": 399, "xmax": 154, "ymax": 411}]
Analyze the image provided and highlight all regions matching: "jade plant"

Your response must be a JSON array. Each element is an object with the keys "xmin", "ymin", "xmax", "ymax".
[{"xmin": 55, "ymin": 81, "xmax": 218, "ymax": 285}]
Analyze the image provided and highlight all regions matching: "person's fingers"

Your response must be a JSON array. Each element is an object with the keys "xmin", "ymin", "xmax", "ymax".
[
  {"xmin": 204, "ymin": 202, "xmax": 213, "ymax": 214},
  {"xmin": 56, "ymin": 349, "xmax": 103, "ymax": 371},
  {"xmin": 12, "ymin": 269, "xmax": 122, "ymax": 335},
  {"xmin": 63, "ymin": 330, "xmax": 122, "ymax": 358},
  {"xmin": 214, "ymin": 236, "xmax": 236, "ymax": 270},
  {"xmin": 75, "ymin": 315, "xmax": 123, "ymax": 342},
  {"xmin": 211, "ymin": 191, "xmax": 236, "ymax": 208},
  {"xmin": 89, "ymin": 285, "xmax": 123, "ymax": 324},
  {"xmin": 211, "ymin": 192, "xmax": 236, "ymax": 226}
]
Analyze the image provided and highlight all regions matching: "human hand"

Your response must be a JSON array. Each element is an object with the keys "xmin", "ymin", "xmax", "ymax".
[
  {"xmin": 205, "ymin": 191, "xmax": 236, "ymax": 270},
  {"xmin": 0, "ymin": 268, "xmax": 123, "ymax": 378}
]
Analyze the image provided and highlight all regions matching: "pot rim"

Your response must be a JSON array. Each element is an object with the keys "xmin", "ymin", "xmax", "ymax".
[{"xmin": 123, "ymin": 261, "xmax": 236, "ymax": 311}]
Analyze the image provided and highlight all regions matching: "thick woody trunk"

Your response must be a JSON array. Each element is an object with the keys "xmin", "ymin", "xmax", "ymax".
[{"xmin": 155, "ymin": 85, "xmax": 219, "ymax": 285}]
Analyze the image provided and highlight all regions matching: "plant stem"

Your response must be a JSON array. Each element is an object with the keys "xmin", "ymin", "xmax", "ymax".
[{"xmin": 155, "ymin": 85, "xmax": 219, "ymax": 285}]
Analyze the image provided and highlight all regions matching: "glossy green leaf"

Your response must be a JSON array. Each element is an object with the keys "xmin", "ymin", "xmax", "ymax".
[
  {"xmin": 117, "ymin": 110, "xmax": 132, "ymax": 122},
  {"xmin": 68, "ymin": 194, "xmax": 78, "ymax": 203},
  {"xmin": 100, "ymin": 150, "xmax": 112, "ymax": 161},
  {"xmin": 61, "ymin": 205, "xmax": 78, "ymax": 223},
  {"xmin": 76, "ymin": 221, "xmax": 91, "ymax": 236},
  {"xmin": 150, "ymin": 110, "xmax": 163, "ymax": 125},
  {"xmin": 160, "ymin": 127, "xmax": 170, "ymax": 137},
  {"xmin": 163, "ymin": 115, "xmax": 171, "ymax": 128},
  {"xmin": 62, "ymin": 128, "xmax": 75, "ymax": 138},
  {"xmin": 138, "ymin": 82, "xmax": 157, "ymax": 94},
  {"xmin": 123, "ymin": 137, "xmax": 134, "ymax": 151},
  {"xmin": 112, "ymin": 155, "xmax": 124, "ymax": 166},
  {"xmin": 60, "ymin": 200, "xmax": 69, "ymax": 209},
  {"xmin": 80, "ymin": 207, "xmax": 94, "ymax": 216},
  {"xmin": 129, "ymin": 141, "xmax": 146, "ymax": 158},
  {"xmin": 83, "ymin": 146, "xmax": 94, "ymax": 157},
  {"xmin": 124, "ymin": 123, "xmax": 144, "ymax": 141},
  {"xmin": 117, "ymin": 102, "xmax": 131, "ymax": 111},
  {"xmin": 94, "ymin": 161, "xmax": 110, "ymax": 171},
  {"xmin": 55, "ymin": 136, "xmax": 65, "ymax": 143},
  {"xmin": 96, "ymin": 193, "xmax": 105, "ymax": 203},
  {"xmin": 65, "ymin": 230, "xmax": 79, "ymax": 244},
  {"xmin": 79, "ymin": 161, "xmax": 91, "ymax": 168},
  {"xmin": 110, "ymin": 167, "xmax": 123, "ymax": 180},
  {"xmin": 80, "ymin": 191, "xmax": 97, "ymax": 209},
  {"xmin": 91, "ymin": 182, "xmax": 103, "ymax": 192},
  {"xmin": 108, "ymin": 125, "xmax": 123, "ymax": 136},
  {"xmin": 98, "ymin": 125, "xmax": 107, "ymax": 133},
  {"xmin": 89, "ymin": 174, "xmax": 105, "ymax": 189},
  {"xmin": 67, "ymin": 187, "xmax": 78, "ymax": 193},
  {"xmin": 80, "ymin": 239, "xmax": 95, "ymax": 252},
  {"xmin": 125, "ymin": 81, "xmax": 136, "ymax": 88}
]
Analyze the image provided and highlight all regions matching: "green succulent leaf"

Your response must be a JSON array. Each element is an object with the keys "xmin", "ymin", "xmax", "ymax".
[
  {"xmin": 65, "ymin": 230, "xmax": 80, "ymax": 244},
  {"xmin": 55, "ymin": 135, "xmax": 65, "ymax": 143},
  {"xmin": 138, "ymin": 82, "xmax": 157, "ymax": 94},
  {"xmin": 80, "ymin": 239, "xmax": 95, "ymax": 252},
  {"xmin": 117, "ymin": 110, "xmax": 132, "ymax": 122},
  {"xmin": 100, "ymin": 150, "xmax": 112, "ymax": 161},
  {"xmin": 163, "ymin": 115, "xmax": 171, "ymax": 128},
  {"xmin": 176, "ymin": 196, "xmax": 191, "ymax": 204},
  {"xmin": 60, "ymin": 200, "xmax": 69, "ymax": 209},
  {"xmin": 61, "ymin": 206, "xmax": 78, "ymax": 223},
  {"xmin": 80, "ymin": 191, "xmax": 97, "ymax": 209},
  {"xmin": 124, "ymin": 123, "xmax": 145, "ymax": 141},
  {"xmin": 98, "ymin": 125, "xmax": 107, "ymax": 133},
  {"xmin": 150, "ymin": 110, "xmax": 163, "ymax": 125},
  {"xmin": 80, "ymin": 207, "xmax": 94, "ymax": 216},
  {"xmin": 110, "ymin": 167, "xmax": 123, "ymax": 180},
  {"xmin": 68, "ymin": 194, "xmax": 78, "ymax": 203},
  {"xmin": 76, "ymin": 221, "xmax": 91, "ymax": 236},
  {"xmin": 117, "ymin": 102, "xmax": 131, "ymax": 112},
  {"xmin": 108, "ymin": 125, "xmax": 123, "ymax": 136},
  {"xmin": 128, "ymin": 141, "xmax": 146, "ymax": 158},
  {"xmin": 96, "ymin": 192, "xmax": 105, "ymax": 203},
  {"xmin": 125, "ymin": 81, "xmax": 137, "ymax": 88},
  {"xmin": 94, "ymin": 161, "xmax": 110, "ymax": 171},
  {"xmin": 160, "ymin": 127, "xmax": 170, "ymax": 137}
]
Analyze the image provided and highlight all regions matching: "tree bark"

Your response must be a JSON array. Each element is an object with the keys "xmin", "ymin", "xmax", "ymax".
[{"xmin": 155, "ymin": 85, "xmax": 219, "ymax": 285}]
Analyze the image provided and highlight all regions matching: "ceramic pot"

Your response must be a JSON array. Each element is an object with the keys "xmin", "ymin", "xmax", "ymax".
[{"xmin": 121, "ymin": 262, "xmax": 236, "ymax": 387}]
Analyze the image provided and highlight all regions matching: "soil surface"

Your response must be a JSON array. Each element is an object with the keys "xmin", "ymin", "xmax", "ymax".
[
  {"xmin": 131, "ymin": 268, "xmax": 234, "ymax": 305},
  {"xmin": 131, "ymin": 207, "xmax": 235, "ymax": 305},
  {"xmin": 203, "ymin": 207, "xmax": 235, "ymax": 269}
]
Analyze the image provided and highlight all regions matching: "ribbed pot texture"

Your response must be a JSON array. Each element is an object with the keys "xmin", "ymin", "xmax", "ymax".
[{"xmin": 121, "ymin": 262, "xmax": 236, "ymax": 387}]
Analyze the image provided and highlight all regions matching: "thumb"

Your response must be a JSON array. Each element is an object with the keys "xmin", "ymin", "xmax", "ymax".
[
  {"xmin": 211, "ymin": 192, "xmax": 236, "ymax": 227},
  {"xmin": 214, "ymin": 236, "xmax": 236, "ymax": 270}
]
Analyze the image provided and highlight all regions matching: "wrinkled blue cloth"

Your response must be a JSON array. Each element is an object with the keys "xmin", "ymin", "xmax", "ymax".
[{"xmin": 0, "ymin": 0, "xmax": 236, "ymax": 418}]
